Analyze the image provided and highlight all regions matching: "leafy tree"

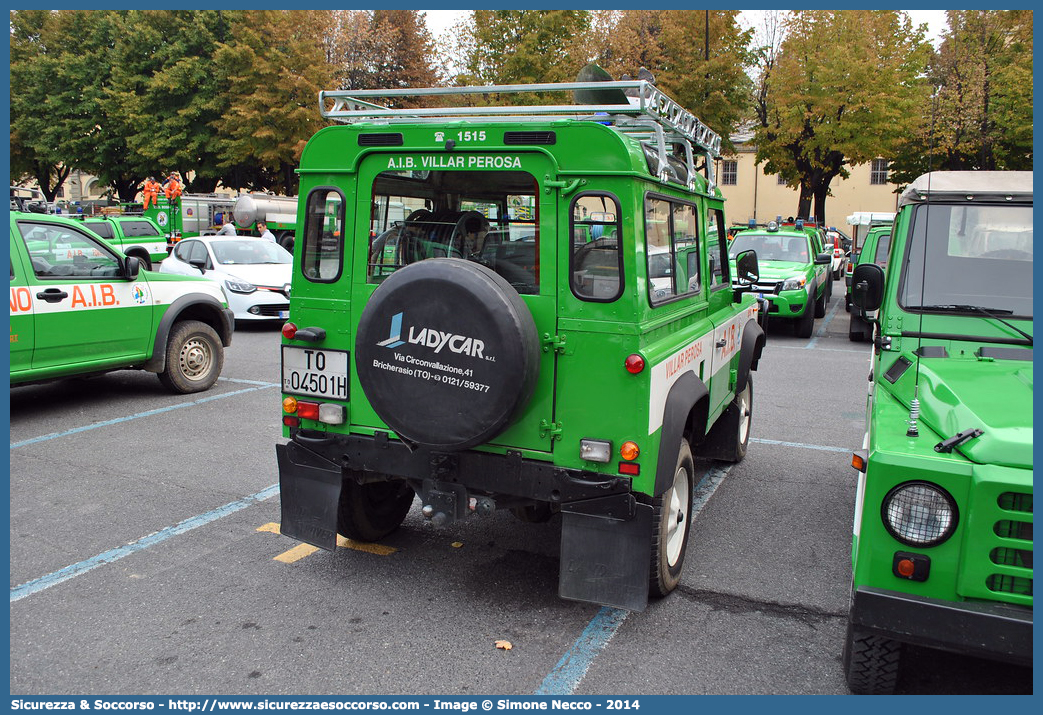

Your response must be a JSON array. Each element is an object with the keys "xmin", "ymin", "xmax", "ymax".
[
  {"xmin": 889, "ymin": 10, "xmax": 1032, "ymax": 185},
  {"xmin": 456, "ymin": 10, "xmax": 592, "ymax": 93},
  {"xmin": 753, "ymin": 11, "xmax": 931, "ymax": 221},
  {"xmin": 109, "ymin": 10, "xmax": 241, "ymax": 195},
  {"xmin": 211, "ymin": 10, "xmax": 336, "ymax": 195},
  {"xmin": 10, "ymin": 10, "xmax": 73, "ymax": 201}
]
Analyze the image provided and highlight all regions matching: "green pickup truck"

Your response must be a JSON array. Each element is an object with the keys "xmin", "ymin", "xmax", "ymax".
[
  {"xmin": 78, "ymin": 215, "xmax": 170, "ymax": 270},
  {"xmin": 845, "ymin": 170, "xmax": 1032, "ymax": 693},
  {"xmin": 10, "ymin": 210, "xmax": 234, "ymax": 393},
  {"xmin": 729, "ymin": 222, "xmax": 832, "ymax": 338}
]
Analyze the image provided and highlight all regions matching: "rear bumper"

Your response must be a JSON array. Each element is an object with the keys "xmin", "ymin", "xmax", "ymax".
[{"xmin": 849, "ymin": 586, "xmax": 1032, "ymax": 665}]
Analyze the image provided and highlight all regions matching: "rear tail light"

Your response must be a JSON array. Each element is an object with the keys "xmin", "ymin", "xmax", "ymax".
[{"xmin": 282, "ymin": 397, "xmax": 345, "ymax": 425}]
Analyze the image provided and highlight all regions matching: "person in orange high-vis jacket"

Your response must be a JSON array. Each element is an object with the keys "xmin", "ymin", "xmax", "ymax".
[
  {"xmin": 141, "ymin": 177, "xmax": 161, "ymax": 210},
  {"xmin": 163, "ymin": 171, "xmax": 183, "ymax": 205}
]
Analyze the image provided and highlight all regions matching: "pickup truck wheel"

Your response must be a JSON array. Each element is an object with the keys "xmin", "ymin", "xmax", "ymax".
[
  {"xmin": 649, "ymin": 438, "xmax": 694, "ymax": 597},
  {"xmin": 843, "ymin": 622, "xmax": 902, "ymax": 694},
  {"xmin": 795, "ymin": 302, "xmax": 815, "ymax": 338},
  {"xmin": 278, "ymin": 233, "xmax": 294, "ymax": 251},
  {"xmin": 337, "ymin": 477, "xmax": 415, "ymax": 542},
  {"xmin": 128, "ymin": 250, "xmax": 151, "ymax": 271},
  {"xmin": 814, "ymin": 288, "xmax": 827, "ymax": 318},
  {"xmin": 157, "ymin": 320, "xmax": 223, "ymax": 394}
]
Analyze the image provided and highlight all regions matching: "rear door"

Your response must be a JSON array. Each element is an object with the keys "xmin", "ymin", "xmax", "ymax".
[
  {"xmin": 9, "ymin": 230, "xmax": 35, "ymax": 376},
  {"xmin": 352, "ymin": 150, "xmax": 557, "ymax": 453}
]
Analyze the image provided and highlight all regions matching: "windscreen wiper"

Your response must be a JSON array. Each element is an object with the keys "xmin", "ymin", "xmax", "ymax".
[{"xmin": 914, "ymin": 304, "xmax": 1033, "ymax": 345}]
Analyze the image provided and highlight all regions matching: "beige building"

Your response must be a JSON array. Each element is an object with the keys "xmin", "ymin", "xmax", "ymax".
[{"xmin": 715, "ymin": 133, "xmax": 900, "ymax": 236}]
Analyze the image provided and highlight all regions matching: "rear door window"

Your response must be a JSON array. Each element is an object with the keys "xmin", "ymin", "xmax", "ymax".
[
  {"xmin": 301, "ymin": 188, "xmax": 345, "ymax": 282},
  {"xmin": 570, "ymin": 193, "xmax": 623, "ymax": 302}
]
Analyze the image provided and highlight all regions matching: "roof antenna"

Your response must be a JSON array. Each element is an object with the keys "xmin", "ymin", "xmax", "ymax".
[{"xmin": 907, "ymin": 86, "xmax": 941, "ymax": 438}]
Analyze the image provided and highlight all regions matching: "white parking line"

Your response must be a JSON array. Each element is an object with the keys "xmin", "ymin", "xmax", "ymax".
[{"xmin": 805, "ymin": 291, "xmax": 845, "ymax": 349}]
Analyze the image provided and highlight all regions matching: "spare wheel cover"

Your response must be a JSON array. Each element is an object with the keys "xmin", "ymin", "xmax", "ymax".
[{"xmin": 355, "ymin": 258, "xmax": 540, "ymax": 450}]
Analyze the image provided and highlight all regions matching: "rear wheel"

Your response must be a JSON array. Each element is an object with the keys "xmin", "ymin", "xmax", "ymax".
[
  {"xmin": 843, "ymin": 622, "xmax": 903, "ymax": 694},
  {"xmin": 278, "ymin": 232, "xmax": 294, "ymax": 252},
  {"xmin": 157, "ymin": 320, "xmax": 223, "ymax": 394},
  {"xmin": 649, "ymin": 438, "xmax": 695, "ymax": 597},
  {"xmin": 128, "ymin": 250, "xmax": 152, "ymax": 271},
  {"xmin": 337, "ymin": 477, "xmax": 415, "ymax": 542}
]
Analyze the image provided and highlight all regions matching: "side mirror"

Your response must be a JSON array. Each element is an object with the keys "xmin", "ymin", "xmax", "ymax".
[
  {"xmin": 124, "ymin": 255, "xmax": 141, "ymax": 280},
  {"xmin": 188, "ymin": 257, "xmax": 207, "ymax": 273},
  {"xmin": 734, "ymin": 249, "xmax": 759, "ymax": 284},
  {"xmin": 814, "ymin": 252, "xmax": 831, "ymax": 265},
  {"xmin": 851, "ymin": 263, "xmax": 885, "ymax": 313}
]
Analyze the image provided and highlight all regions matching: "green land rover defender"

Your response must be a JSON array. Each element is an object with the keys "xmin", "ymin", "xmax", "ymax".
[
  {"xmin": 275, "ymin": 79, "xmax": 767, "ymax": 611},
  {"xmin": 845, "ymin": 171, "xmax": 1032, "ymax": 692}
]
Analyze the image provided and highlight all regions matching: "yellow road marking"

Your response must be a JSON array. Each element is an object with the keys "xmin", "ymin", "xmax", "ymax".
[
  {"xmin": 258, "ymin": 522, "xmax": 398, "ymax": 559},
  {"xmin": 273, "ymin": 543, "xmax": 319, "ymax": 563}
]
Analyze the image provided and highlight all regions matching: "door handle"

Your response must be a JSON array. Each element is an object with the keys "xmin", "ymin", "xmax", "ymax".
[
  {"xmin": 36, "ymin": 288, "xmax": 68, "ymax": 303},
  {"xmin": 716, "ymin": 339, "xmax": 727, "ymax": 348}
]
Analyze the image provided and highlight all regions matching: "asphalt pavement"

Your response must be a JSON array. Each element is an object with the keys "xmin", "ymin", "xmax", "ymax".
[{"xmin": 8, "ymin": 288, "xmax": 1032, "ymax": 697}]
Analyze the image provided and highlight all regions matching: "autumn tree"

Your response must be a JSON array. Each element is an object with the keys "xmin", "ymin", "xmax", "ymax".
[
  {"xmin": 888, "ymin": 10, "xmax": 1033, "ymax": 185},
  {"xmin": 371, "ymin": 10, "xmax": 440, "ymax": 106},
  {"xmin": 211, "ymin": 10, "xmax": 336, "ymax": 194},
  {"xmin": 595, "ymin": 11, "xmax": 754, "ymax": 152},
  {"xmin": 754, "ymin": 11, "xmax": 931, "ymax": 222}
]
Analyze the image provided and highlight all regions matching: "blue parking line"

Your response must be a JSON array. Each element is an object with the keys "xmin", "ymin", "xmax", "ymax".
[
  {"xmin": 535, "ymin": 606, "xmax": 629, "ymax": 695},
  {"xmin": 10, "ymin": 383, "xmax": 278, "ymax": 449},
  {"xmin": 805, "ymin": 291, "xmax": 845, "ymax": 349},
  {"xmin": 536, "ymin": 463, "xmax": 735, "ymax": 695},
  {"xmin": 10, "ymin": 484, "xmax": 280, "ymax": 603}
]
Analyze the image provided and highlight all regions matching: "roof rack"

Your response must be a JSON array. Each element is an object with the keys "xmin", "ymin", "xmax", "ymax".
[{"xmin": 320, "ymin": 81, "xmax": 722, "ymax": 188}]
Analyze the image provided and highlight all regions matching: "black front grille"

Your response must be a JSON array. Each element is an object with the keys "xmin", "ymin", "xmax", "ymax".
[
  {"xmin": 255, "ymin": 303, "xmax": 290, "ymax": 317},
  {"xmin": 504, "ymin": 131, "xmax": 556, "ymax": 145},
  {"xmin": 358, "ymin": 133, "xmax": 403, "ymax": 146}
]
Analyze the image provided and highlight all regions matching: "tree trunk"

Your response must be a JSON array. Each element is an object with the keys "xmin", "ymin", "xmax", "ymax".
[
  {"xmin": 35, "ymin": 164, "xmax": 71, "ymax": 203},
  {"xmin": 796, "ymin": 185, "xmax": 814, "ymax": 220}
]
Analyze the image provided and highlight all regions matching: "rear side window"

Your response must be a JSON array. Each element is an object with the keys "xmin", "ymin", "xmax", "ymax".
[
  {"xmin": 645, "ymin": 196, "xmax": 700, "ymax": 305},
  {"xmin": 570, "ymin": 193, "xmax": 623, "ymax": 302},
  {"xmin": 301, "ymin": 188, "xmax": 344, "ymax": 282},
  {"xmin": 121, "ymin": 220, "xmax": 161, "ymax": 237},
  {"xmin": 85, "ymin": 222, "xmax": 114, "ymax": 240},
  {"xmin": 874, "ymin": 233, "xmax": 892, "ymax": 265}
]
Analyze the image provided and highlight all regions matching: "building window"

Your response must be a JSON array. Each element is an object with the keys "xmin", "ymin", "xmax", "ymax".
[
  {"xmin": 720, "ymin": 160, "xmax": 737, "ymax": 186},
  {"xmin": 870, "ymin": 159, "xmax": 889, "ymax": 185},
  {"xmin": 777, "ymin": 174, "xmax": 787, "ymax": 185}
]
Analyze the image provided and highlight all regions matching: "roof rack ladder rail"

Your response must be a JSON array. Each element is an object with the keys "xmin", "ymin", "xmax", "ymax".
[{"xmin": 318, "ymin": 80, "xmax": 721, "ymax": 158}]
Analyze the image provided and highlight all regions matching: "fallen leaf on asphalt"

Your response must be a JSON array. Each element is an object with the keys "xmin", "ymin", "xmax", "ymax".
[
  {"xmin": 495, "ymin": 640, "xmax": 513, "ymax": 650},
  {"xmin": 451, "ymin": 542, "xmax": 464, "ymax": 548}
]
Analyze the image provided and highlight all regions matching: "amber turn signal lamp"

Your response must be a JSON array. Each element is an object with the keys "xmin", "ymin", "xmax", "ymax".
[
  {"xmin": 620, "ymin": 441, "xmax": 640, "ymax": 461},
  {"xmin": 283, "ymin": 396, "xmax": 298, "ymax": 413}
]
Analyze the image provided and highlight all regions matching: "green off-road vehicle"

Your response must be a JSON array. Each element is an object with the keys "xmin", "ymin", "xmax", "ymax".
[
  {"xmin": 729, "ymin": 221, "xmax": 832, "ymax": 338},
  {"xmin": 845, "ymin": 171, "xmax": 1032, "ymax": 692},
  {"xmin": 275, "ymin": 78, "xmax": 767, "ymax": 611},
  {"xmin": 847, "ymin": 222, "xmax": 892, "ymax": 341}
]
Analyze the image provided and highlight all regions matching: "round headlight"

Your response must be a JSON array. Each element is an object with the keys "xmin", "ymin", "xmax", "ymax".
[{"xmin": 882, "ymin": 481, "xmax": 958, "ymax": 547}]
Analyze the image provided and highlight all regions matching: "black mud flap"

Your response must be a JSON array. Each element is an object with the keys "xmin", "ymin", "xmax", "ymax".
[
  {"xmin": 558, "ymin": 495, "xmax": 654, "ymax": 612},
  {"xmin": 276, "ymin": 441, "xmax": 342, "ymax": 551}
]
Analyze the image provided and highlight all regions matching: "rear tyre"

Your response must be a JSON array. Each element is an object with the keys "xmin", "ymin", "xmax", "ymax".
[
  {"xmin": 157, "ymin": 320, "xmax": 223, "ymax": 394},
  {"xmin": 337, "ymin": 477, "xmax": 415, "ymax": 542},
  {"xmin": 848, "ymin": 314, "xmax": 871, "ymax": 342},
  {"xmin": 128, "ymin": 251, "xmax": 152, "ymax": 271},
  {"xmin": 649, "ymin": 438, "xmax": 695, "ymax": 597},
  {"xmin": 278, "ymin": 232, "xmax": 294, "ymax": 252},
  {"xmin": 843, "ymin": 622, "xmax": 903, "ymax": 694},
  {"xmin": 795, "ymin": 303, "xmax": 815, "ymax": 338}
]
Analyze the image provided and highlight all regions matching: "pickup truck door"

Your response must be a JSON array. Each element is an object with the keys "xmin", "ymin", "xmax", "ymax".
[{"xmin": 16, "ymin": 220, "xmax": 153, "ymax": 374}]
